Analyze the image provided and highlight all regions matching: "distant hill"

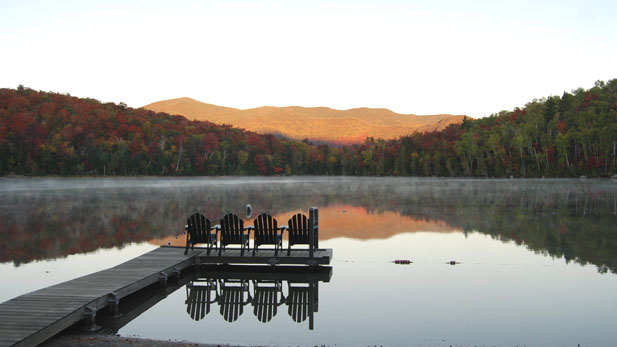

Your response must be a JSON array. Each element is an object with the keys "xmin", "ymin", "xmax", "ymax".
[
  {"xmin": 3, "ymin": 78, "xmax": 615, "ymax": 178},
  {"xmin": 143, "ymin": 97, "xmax": 466, "ymax": 144}
]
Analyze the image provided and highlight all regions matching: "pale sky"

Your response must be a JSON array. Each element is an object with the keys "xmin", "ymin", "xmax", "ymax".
[{"xmin": 1, "ymin": 0, "xmax": 616, "ymax": 117}]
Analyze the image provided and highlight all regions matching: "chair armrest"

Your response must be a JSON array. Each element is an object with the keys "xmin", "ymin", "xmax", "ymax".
[
  {"xmin": 213, "ymin": 224, "xmax": 221, "ymax": 230},
  {"xmin": 246, "ymin": 226, "xmax": 254, "ymax": 230}
]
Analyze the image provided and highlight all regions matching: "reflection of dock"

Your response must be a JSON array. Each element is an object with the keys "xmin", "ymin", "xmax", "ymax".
[
  {"xmin": 198, "ymin": 264, "xmax": 333, "ymax": 281},
  {"xmin": 0, "ymin": 245, "xmax": 332, "ymax": 347},
  {"xmin": 186, "ymin": 265, "xmax": 332, "ymax": 330}
]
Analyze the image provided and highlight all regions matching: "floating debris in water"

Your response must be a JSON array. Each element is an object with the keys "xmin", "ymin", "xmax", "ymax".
[
  {"xmin": 393, "ymin": 259, "xmax": 412, "ymax": 264},
  {"xmin": 447, "ymin": 260, "xmax": 460, "ymax": 265}
]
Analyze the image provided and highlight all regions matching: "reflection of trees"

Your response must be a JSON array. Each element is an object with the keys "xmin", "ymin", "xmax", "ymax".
[
  {"xmin": 2, "ymin": 178, "xmax": 616, "ymax": 273},
  {"xmin": 455, "ymin": 211, "xmax": 617, "ymax": 274}
]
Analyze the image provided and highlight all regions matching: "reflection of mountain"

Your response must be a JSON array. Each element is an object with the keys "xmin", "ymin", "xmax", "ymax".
[
  {"xmin": 143, "ymin": 97, "xmax": 464, "ymax": 144},
  {"xmin": 154, "ymin": 205, "xmax": 459, "ymax": 247},
  {"xmin": 310, "ymin": 205, "xmax": 459, "ymax": 239},
  {"xmin": 2, "ymin": 178, "xmax": 617, "ymax": 274}
]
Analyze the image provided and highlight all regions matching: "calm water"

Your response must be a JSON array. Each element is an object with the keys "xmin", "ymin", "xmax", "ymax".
[{"xmin": 1, "ymin": 177, "xmax": 617, "ymax": 346}]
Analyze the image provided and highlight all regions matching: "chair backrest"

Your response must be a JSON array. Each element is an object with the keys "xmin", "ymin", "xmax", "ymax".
[
  {"xmin": 287, "ymin": 284, "xmax": 310, "ymax": 323},
  {"xmin": 187, "ymin": 213, "xmax": 212, "ymax": 243},
  {"xmin": 185, "ymin": 280, "xmax": 216, "ymax": 321},
  {"xmin": 252, "ymin": 280, "xmax": 282, "ymax": 323},
  {"xmin": 219, "ymin": 279, "xmax": 249, "ymax": 322},
  {"xmin": 220, "ymin": 213, "xmax": 245, "ymax": 244},
  {"xmin": 254, "ymin": 213, "xmax": 278, "ymax": 244},
  {"xmin": 288, "ymin": 213, "xmax": 310, "ymax": 245}
]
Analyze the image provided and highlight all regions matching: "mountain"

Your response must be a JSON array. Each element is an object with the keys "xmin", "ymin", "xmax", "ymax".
[
  {"xmin": 143, "ymin": 97, "xmax": 466, "ymax": 144},
  {"xmin": 3, "ymin": 78, "xmax": 615, "ymax": 178}
]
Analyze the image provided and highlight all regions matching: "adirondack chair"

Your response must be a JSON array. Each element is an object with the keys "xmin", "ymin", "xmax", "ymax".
[
  {"xmin": 251, "ymin": 279, "xmax": 285, "ymax": 323},
  {"xmin": 185, "ymin": 279, "xmax": 218, "ymax": 321},
  {"xmin": 286, "ymin": 208, "xmax": 318, "ymax": 256},
  {"xmin": 217, "ymin": 278, "xmax": 252, "ymax": 322},
  {"xmin": 286, "ymin": 280, "xmax": 318, "ymax": 330},
  {"xmin": 185, "ymin": 213, "xmax": 217, "ymax": 255},
  {"xmin": 251, "ymin": 213, "xmax": 284, "ymax": 256},
  {"xmin": 219, "ymin": 213, "xmax": 250, "ymax": 256}
]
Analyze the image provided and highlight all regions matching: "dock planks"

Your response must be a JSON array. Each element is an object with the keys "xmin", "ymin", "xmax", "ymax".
[
  {"xmin": 0, "ymin": 247, "xmax": 198, "ymax": 347},
  {"xmin": 197, "ymin": 247, "xmax": 332, "ymax": 266},
  {"xmin": 0, "ymin": 245, "xmax": 332, "ymax": 346}
]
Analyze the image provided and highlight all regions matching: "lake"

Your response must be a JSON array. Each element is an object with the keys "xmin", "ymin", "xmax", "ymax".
[{"xmin": 1, "ymin": 177, "xmax": 617, "ymax": 346}]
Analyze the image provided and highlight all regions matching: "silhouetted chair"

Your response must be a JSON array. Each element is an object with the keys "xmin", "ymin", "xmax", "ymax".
[
  {"xmin": 286, "ymin": 280, "xmax": 318, "ymax": 329},
  {"xmin": 286, "ymin": 213, "xmax": 316, "ymax": 256},
  {"xmin": 251, "ymin": 213, "xmax": 284, "ymax": 256},
  {"xmin": 219, "ymin": 213, "xmax": 250, "ymax": 256},
  {"xmin": 251, "ymin": 279, "xmax": 285, "ymax": 323},
  {"xmin": 185, "ymin": 213, "xmax": 217, "ymax": 255},
  {"xmin": 217, "ymin": 278, "xmax": 252, "ymax": 322},
  {"xmin": 185, "ymin": 279, "xmax": 218, "ymax": 321}
]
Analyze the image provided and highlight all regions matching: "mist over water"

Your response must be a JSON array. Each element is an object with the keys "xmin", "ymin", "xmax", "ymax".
[
  {"xmin": 2, "ymin": 177, "xmax": 616, "ymax": 270},
  {"xmin": 1, "ymin": 177, "xmax": 617, "ymax": 346}
]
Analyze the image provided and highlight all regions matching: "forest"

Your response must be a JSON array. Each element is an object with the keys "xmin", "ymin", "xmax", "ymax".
[{"xmin": 1, "ymin": 79, "xmax": 616, "ymax": 177}]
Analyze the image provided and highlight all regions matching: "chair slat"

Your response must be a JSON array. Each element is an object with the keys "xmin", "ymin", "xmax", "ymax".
[
  {"xmin": 185, "ymin": 213, "xmax": 217, "ymax": 255},
  {"xmin": 253, "ymin": 213, "xmax": 282, "ymax": 255},
  {"xmin": 219, "ymin": 213, "xmax": 249, "ymax": 255}
]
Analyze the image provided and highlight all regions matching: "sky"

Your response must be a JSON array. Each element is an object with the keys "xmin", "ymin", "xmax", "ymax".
[{"xmin": 1, "ymin": 0, "xmax": 616, "ymax": 118}]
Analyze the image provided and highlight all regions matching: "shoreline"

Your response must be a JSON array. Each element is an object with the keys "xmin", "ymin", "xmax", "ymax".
[{"xmin": 41, "ymin": 333, "xmax": 230, "ymax": 347}]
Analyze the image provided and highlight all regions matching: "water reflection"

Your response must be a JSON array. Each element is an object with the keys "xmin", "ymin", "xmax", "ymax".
[
  {"xmin": 1, "ymin": 177, "xmax": 616, "ymax": 274},
  {"xmin": 90, "ymin": 265, "xmax": 331, "ymax": 335},
  {"xmin": 186, "ymin": 265, "xmax": 330, "ymax": 330}
]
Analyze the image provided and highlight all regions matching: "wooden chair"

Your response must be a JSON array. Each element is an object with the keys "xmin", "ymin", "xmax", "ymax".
[
  {"xmin": 286, "ymin": 209, "xmax": 318, "ymax": 256},
  {"xmin": 217, "ymin": 278, "xmax": 252, "ymax": 322},
  {"xmin": 251, "ymin": 213, "xmax": 284, "ymax": 256},
  {"xmin": 185, "ymin": 279, "xmax": 218, "ymax": 321},
  {"xmin": 251, "ymin": 279, "xmax": 285, "ymax": 323},
  {"xmin": 219, "ymin": 213, "xmax": 250, "ymax": 256},
  {"xmin": 185, "ymin": 213, "xmax": 217, "ymax": 255}
]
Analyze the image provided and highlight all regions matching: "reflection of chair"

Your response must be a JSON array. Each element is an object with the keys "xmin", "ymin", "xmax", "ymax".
[
  {"xmin": 185, "ymin": 213, "xmax": 217, "ymax": 255},
  {"xmin": 287, "ymin": 213, "xmax": 315, "ymax": 255},
  {"xmin": 286, "ymin": 282, "xmax": 310, "ymax": 323},
  {"xmin": 218, "ymin": 279, "xmax": 252, "ymax": 322},
  {"xmin": 219, "ymin": 213, "xmax": 250, "ymax": 256},
  {"xmin": 252, "ymin": 213, "xmax": 284, "ymax": 256},
  {"xmin": 286, "ymin": 281, "xmax": 318, "ymax": 329},
  {"xmin": 251, "ymin": 280, "xmax": 285, "ymax": 323},
  {"xmin": 185, "ymin": 279, "xmax": 218, "ymax": 321}
]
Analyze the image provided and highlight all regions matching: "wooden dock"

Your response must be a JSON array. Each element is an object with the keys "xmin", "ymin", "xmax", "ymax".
[
  {"xmin": 196, "ymin": 247, "xmax": 332, "ymax": 266},
  {"xmin": 0, "ymin": 245, "xmax": 332, "ymax": 347}
]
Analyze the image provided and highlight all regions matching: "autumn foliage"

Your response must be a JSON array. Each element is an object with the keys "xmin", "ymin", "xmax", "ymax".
[{"xmin": 1, "ymin": 79, "xmax": 617, "ymax": 177}]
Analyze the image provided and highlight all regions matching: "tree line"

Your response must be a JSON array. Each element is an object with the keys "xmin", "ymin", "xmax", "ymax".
[{"xmin": 1, "ymin": 80, "xmax": 616, "ymax": 177}]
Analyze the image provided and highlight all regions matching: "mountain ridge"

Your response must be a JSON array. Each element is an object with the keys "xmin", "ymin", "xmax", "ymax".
[{"xmin": 143, "ymin": 97, "xmax": 466, "ymax": 144}]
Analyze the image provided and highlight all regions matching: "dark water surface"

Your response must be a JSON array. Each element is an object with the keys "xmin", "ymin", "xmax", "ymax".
[{"xmin": 1, "ymin": 177, "xmax": 617, "ymax": 346}]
